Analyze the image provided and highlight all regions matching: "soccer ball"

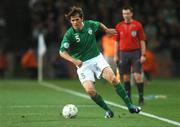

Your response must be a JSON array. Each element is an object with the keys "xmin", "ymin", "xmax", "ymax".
[{"xmin": 62, "ymin": 104, "xmax": 78, "ymax": 118}]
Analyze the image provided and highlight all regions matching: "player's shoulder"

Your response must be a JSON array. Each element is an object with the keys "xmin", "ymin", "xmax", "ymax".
[
  {"xmin": 64, "ymin": 27, "xmax": 74, "ymax": 36},
  {"xmin": 85, "ymin": 20, "xmax": 99, "ymax": 24},
  {"xmin": 67, "ymin": 27, "xmax": 74, "ymax": 33}
]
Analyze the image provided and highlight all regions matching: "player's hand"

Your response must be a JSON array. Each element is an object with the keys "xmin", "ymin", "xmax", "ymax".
[
  {"xmin": 106, "ymin": 28, "xmax": 117, "ymax": 35},
  {"xmin": 73, "ymin": 59, "xmax": 82, "ymax": 68},
  {"xmin": 140, "ymin": 55, "xmax": 146, "ymax": 63}
]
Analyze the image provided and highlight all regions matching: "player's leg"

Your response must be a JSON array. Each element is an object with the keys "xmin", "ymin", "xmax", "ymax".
[
  {"xmin": 94, "ymin": 54, "xmax": 141, "ymax": 113},
  {"xmin": 119, "ymin": 52, "xmax": 132, "ymax": 101},
  {"xmin": 101, "ymin": 67, "xmax": 141, "ymax": 113},
  {"xmin": 102, "ymin": 67, "xmax": 131, "ymax": 106},
  {"xmin": 82, "ymin": 81, "xmax": 114, "ymax": 118},
  {"xmin": 134, "ymin": 73, "xmax": 144, "ymax": 105},
  {"xmin": 132, "ymin": 50, "xmax": 144, "ymax": 105},
  {"xmin": 105, "ymin": 56, "xmax": 116, "ymax": 74},
  {"xmin": 77, "ymin": 61, "xmax": 113, "ymax": 118},
  {"xmin": 123, "ymin": 74, "xmax": 131, "ymax": 102}
]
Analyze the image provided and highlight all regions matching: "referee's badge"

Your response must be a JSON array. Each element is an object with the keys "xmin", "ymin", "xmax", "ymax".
[{"xmin": 131, "ymin": 31, "xmax": 137, "ymax": 37}]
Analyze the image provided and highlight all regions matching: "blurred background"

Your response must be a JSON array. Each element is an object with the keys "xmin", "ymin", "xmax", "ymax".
[{"xmin": 0, "ymin": 0, "xmax": 180, "ymax": 79}]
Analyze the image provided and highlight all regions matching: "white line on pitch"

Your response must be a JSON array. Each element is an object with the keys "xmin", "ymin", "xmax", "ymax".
[{"xmin": 39, "ymin": 81, "xmax": 180, "ymax": 127}]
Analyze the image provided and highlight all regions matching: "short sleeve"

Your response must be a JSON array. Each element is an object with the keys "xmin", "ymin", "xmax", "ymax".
[
  {"xmin": 59, "ymin": 32, "xmax": 71, "ymax": 53},
  {"xmin": 88, "ymin": 20, "xmax": 100, "ymax": 32}
]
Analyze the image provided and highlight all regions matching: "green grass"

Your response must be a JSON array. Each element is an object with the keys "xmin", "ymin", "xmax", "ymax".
[{"xmin": 0, "ymin": 79, "xmax": 180, "ymax": 127}]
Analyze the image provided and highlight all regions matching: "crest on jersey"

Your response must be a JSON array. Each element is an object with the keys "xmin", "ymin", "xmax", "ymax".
[
  {"xmin": 88, "ymin": 29, "xmax": 92, "ymax": 35},
  {"xmin": 131, "ymin": 30, "xmax": 137, "ymax": 37}
]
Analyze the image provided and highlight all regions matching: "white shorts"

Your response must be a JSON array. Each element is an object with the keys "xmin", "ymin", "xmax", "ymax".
[{"xmin": 77, "ymin": 53, "xmax": 109, "ymax": 84}]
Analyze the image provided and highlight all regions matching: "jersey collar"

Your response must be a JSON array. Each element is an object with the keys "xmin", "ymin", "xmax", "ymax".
[
  {"xmin": 124, "ymin": 19, "xmax": 133, "ymax": 24},
  {"xmin": 73, "ymin": 22, "xmax": 85, "ymax": 33}
]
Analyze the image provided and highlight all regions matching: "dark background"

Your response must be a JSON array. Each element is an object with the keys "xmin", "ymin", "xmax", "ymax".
[{"xmin": 0, "ymin": 0, "xmax": 180, "ymax": 78}]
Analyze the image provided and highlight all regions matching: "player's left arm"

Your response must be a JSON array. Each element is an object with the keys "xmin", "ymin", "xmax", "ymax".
[{"xmin": 99, "ymin": 23, "xmax": 117, "ymax": 35}]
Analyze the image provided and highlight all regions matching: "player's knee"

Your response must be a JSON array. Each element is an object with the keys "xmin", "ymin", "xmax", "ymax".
[
  {"xmin": 134, "ymin": 74, "xmax": 143, "ymax": 82},
  {"xmin": 123, "ymin": 75, "xmax": 130, "ymax": 81},
  {"xmin": 86, "ymin": 89, "xmax": 96, "ymax": 97},
  {"xmin": 111, "ymin": 76, "xmax": 118, "ymax": 85}
]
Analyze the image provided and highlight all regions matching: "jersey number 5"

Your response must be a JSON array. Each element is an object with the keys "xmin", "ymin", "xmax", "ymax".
[{"xmin": 75, "ymin": 35, "xmax": 80, "ymax": 42}]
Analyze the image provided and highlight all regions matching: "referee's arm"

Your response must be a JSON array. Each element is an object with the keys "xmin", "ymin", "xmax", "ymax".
[{"xmin": 140, "ymin": 40, "xmax": 146, "ymax": 63}]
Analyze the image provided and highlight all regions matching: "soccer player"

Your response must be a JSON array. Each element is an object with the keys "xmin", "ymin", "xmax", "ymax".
[
  {"xmin": 114, "ymin": 5, "xmax": 146, "ymax": 105},
  {"xmin": 59, "ymin": 6, "xmax": 141, "ymax": 118}
]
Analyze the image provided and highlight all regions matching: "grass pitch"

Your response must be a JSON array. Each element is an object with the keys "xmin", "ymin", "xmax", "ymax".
[{"xmin": 0, "ymin": 79, "xmax": 179, "ymax": 127}]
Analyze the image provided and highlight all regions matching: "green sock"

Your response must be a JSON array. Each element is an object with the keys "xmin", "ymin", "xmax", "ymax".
[
  {"xmin": 124, "ymin": 81, "xmax": 131, "ymax": 99},
  {"xmin": 91, "ymin": 94, "xmax": 112, "ymax": 112},
  {"xmin": 115, "ymin": 83, "xmax": 132, "ymax": 108}
]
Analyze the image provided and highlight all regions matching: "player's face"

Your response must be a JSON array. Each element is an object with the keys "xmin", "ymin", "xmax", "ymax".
[
  {"xmin": 70, "ymin": 14, "xmax": 83, "ymax": 30},
  {"xmin": 122, "ymin": 9, "xmax": 133, "ymax": 23}
]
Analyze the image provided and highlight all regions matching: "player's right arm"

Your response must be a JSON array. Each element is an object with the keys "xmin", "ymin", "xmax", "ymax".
[
  {"xmin": 59, "ymin": 51, "xmax": 82, "ymax": 67},
  {"xmin": 59, "ymin": 31, "xmax": 82, "ymax": 67}
]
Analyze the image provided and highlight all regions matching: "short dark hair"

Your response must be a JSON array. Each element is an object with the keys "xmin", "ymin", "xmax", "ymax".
[
  {"xmin": 65, "ymin": 6, "xmax": 84, "ymax": 21},
  {"xmin": 122, "ymin": 5, "xmax": 133, "ymax": 12}
]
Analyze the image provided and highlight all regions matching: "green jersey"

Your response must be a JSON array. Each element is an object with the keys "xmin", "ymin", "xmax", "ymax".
[{"xmin": 60, "ymin": 20, "xmax": 101, "ymax": 62}]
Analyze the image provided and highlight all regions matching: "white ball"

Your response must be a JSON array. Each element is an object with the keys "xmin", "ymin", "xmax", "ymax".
[{"xmin": 62, "ymin": 104, "xmax": 78, "ymax": 118}]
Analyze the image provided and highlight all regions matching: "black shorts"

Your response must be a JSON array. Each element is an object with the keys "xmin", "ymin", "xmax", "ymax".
[{"xmin": 118, "ymin": 50, "xmax": 142, "ymax": 74}]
